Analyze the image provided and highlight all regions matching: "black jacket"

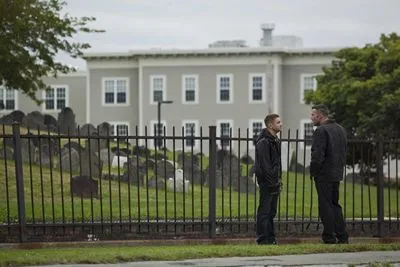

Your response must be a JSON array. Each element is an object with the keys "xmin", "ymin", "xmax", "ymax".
[
  {"xmin": 254, "ymin": 129, "xmax": 282, "ymax": 187},
  {"xmin": 310, "ymin": 120, "xmax": 347, "ymax": 181}
]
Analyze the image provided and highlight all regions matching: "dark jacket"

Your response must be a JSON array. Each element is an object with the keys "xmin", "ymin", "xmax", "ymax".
[
  {"xmin": 254, "ymin": 129, "xmax": 282, "ymax": 187},
  {"xmin": 310, "ymin": 120, "xmax": 347, "ymax": 181}
]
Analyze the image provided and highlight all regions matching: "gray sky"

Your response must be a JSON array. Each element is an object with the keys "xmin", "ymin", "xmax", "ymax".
[{"xmin": 60, "ymin": 0, "xmax": 400, "ymax": 69}]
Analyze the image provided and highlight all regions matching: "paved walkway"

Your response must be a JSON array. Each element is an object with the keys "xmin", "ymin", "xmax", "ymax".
[{"xmin": 29, "ymin": 251, "xmax": 400, "ymax": 267}]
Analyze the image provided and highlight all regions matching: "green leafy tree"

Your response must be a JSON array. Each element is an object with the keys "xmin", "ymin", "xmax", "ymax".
[
  {"xmin": 0, "ymin": 0, "xmax": 103, "ymax": 104},
  {"xmin": 305, "ymin": 33, "xmax": 400, "ymax": 140},
  {"xmin": 305, "ymin": 33, "xmax": 400, "ymax": 180}
]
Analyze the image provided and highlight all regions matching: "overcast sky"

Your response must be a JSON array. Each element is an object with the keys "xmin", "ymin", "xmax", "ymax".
[{"xmin": 60, "ymin": 0, "xmax": 400, "ymax": 69}]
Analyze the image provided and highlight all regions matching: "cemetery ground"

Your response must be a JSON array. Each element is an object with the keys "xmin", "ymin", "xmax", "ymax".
[
  {"xmin": 0, "ymin": 155, "xmax": 399, "ymax": 223},
  {"xmin": 0, "ymin": 242, "xmax": 400, "ymax": 266}
]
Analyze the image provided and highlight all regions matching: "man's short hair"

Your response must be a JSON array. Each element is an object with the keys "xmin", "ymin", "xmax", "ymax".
[
  {"xmin": 264, "ymin": 113, "xmax": 279, "ymax": 127},
  {"xmin": 312, "ymin": 104, "xmax": 329, "ymax": 117}
]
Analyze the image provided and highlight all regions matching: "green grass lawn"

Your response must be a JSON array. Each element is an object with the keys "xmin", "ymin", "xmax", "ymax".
[
  {"xmin": 0, "ymin": 243, "xmax": 399, "ymax": 266},
  {"xmin": 1, "ymin": 158, "xmax": 399, "ymax": 223}
]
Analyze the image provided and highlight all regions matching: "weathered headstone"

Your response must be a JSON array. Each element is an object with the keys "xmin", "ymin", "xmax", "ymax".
[
  {"xmin": 97, "ymin": 122, "xmax": 111, "ymax": 149},
  {"xmin": 235, "ymin": 176, "xmax": 257, "ymax": 194},
  {"xmin": 155, "ymin": 159, "xmax": 175, "ymax": 179},
  {"xmin": 9, "ymin": 110, "xmax": 25, "ymax": 123},
  {"xmin": 121, "ymin": 157, "xmax": 146, "ymax": 186},
  {"xmin": 98, "ymin": 148, "xmax": 115, "ymax": 166},
  {"xmin": 111, "ymin": 155, "xmax": 128, "ymax": 168},
  {"xmin": 71, "ymin": 175, "xmax": 99, "ymax": 198},
  {"xmin": 20, "ymin": 138, "xmax": 36, "ymax": 163},
  {"xmin": 58, "ymin": 107, "xmax": 76, "ymax": 134},
  {"xmin": 63, "ymin": 141, "xmax": 84, "ymax": 153},
  {"xmin": 0, "ymin": 147, "xmax": 13, "ymax": 160},
  {"xmin": 59, "ymin": 147, "xmax": 80, "ymax": 173},
  {"xmin": 43, "ymin": 114, "xmax": 58, "ymax": 132},
  {"xmin": 0, "ymin": 114, "xmax": 14, "ymax": 125},
  {"xmin": 81, "ymin": 149, "xmax": 102, "ymax": 178},
  {"xmin": 21, "ymin": 111, "xmax": 46, "ymax": 130},
  {"xmin": 81, "ymin": 123, "xmax": 97, "ymax": 136},
  {"xmin": 35, "ymin": 144, "xmax": 53, "ymax": 166}
]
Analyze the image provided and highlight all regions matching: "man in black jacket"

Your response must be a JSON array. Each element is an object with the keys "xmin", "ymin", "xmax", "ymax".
[
  {"xmin": 310, "ymin": 104, "xmax": 349, "ymax": 244},
  {"xmin": 254, "ymin": 114, "xmax": 282, "ymax": 245}
]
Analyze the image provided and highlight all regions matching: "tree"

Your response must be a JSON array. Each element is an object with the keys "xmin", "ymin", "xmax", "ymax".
[
  {"xmin": 305, "ymin": 33, "xmax": 400, "ymax": 140},
  {"xmin": 0, "ymin": 0, "xmax": 103, "ymax": 104},
  {"xmin": 305, "ymin": 33, "xmax": 400, "ymax": 181}
]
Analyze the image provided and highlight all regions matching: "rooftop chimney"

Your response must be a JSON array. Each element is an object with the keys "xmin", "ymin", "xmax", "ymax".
[{"xmin": 260, "ymin": 23, "xmax": 275, "ymax": 47}]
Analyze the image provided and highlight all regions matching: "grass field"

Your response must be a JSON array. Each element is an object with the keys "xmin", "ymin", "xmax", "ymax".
[
  {"xmin": 1, "ymin": 157, "xmax": 399, "ymax": 223},
  {"xmin": 0, "ymin": 243, "xmax": 399, "ymax": 266}
]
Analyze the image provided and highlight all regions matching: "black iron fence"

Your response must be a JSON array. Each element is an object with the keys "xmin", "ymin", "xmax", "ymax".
[{"xmin": 0, "ymin": 123, "xmax": 399, "ymax": 242}]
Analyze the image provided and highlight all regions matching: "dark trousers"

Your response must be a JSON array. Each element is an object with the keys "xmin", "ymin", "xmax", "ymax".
[
  {"xmin": 256, "ymin": 185, "xmax": 279, "ymax": 244},
  {"xmin": 315, "ymin": 180, "xmax": 348, "ymax": 243}
]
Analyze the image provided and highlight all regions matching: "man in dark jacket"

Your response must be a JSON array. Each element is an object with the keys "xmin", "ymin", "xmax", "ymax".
[
  {"xmin": 255, "ymin": 113, "xmax": 282, "ymax": 245},
  {"xmin": 310, "ymin": 104, "xmax": 349, "ymax": 244}
]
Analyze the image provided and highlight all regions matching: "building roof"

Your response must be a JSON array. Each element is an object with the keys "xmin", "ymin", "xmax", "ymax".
[{"xmin": 83, "ymin": 46, "xmax": 343, "ymax": 60}]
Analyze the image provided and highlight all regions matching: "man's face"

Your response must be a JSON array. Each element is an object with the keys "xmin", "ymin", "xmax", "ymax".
[
  {"xmin": 311, "ymin": 109, "xmax": 322, "ymax": 126},
  {"xmin": 270, "ymin": 117, "xmax": 282, "ymax": 133}
]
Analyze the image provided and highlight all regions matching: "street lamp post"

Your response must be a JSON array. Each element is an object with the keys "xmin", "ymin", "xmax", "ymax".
[{"xmin": 157, "ymin": 100, "xmax": 173, "ymax": 148}]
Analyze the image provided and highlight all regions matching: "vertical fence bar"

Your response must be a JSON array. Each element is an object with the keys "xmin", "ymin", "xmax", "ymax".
[
  {"xmin": 208, "ymin": 126, "xmax": 217, "ymax": 238},
  {"xmin": 12, "ymin": 123, "xmax": 26, "ymax": 242},
  {"xmin": 376, "ymin": 138, "xmax": 385, "ymax": 237}
]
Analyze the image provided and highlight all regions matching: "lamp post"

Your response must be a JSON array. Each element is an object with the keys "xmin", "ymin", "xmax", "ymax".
[{"xmin": 157, "ymin": 100, "xmax": 173, "ymax": 148}]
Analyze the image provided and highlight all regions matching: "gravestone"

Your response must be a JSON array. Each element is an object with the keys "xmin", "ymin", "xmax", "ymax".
[
  {"xmin": 43, "ymin": 114, "xmax": 58, "ymax": 132},
  {"xmin": 35, "ymin": 144, "xmax": 53, "ymax": 166},
  {"xmin": 98, "ymin": 148, "xmax": 115, "ymax": 166},
  {"xmin": 97, "ymin": 122, "xmax": 112, "ymax": 149},
  {"xmin": 167, "ymin": 169, "xmax": 191, "ymax": 193},
  {"xmin": 121, "ymin": 157, "xmax": 146, "ymax": 186},
  {"xmin": 111, "ymin": 155, "xmax": 128, "ymax": 168},
  {"xmin": 0, "ymin": 114, "xmax": 14, "ymax": 125},
  {"xmin": 59, "ymin": 147, "xmax": 81, "ymax": 173},
  {"xmin": 71, "ymin": 175, "xmax": 99, "ymax": 198},
  {"xmin": 63, "ymin": 141, "xmax": 84, "ymax": 153},
  {"xmin": 21, "ymin": 111, "xmax": 46, "ymax": 130},
  {"xmin": 81, "ymin": 123, "xmax": 97, "ymax": 136},
  {"xmin": 132, "ymin": 146, "xmax": 149, "ymax": 157},
  {"xmin": 81, "ymin": 149, "xmax": 102, "ymax": 178},
  {"xmin": 0, "ymin": 147, "xmax": 13, "ymax": 160},
  {"xmin": 85, "ymin": 134, "xmax": 101, "ymax": 154},
  {"xmin": 218, "ymin": 155, "xmax": 241, "ymax": 189},
  {"xmin": 147, "ymin": 177, "xmax": 165, "ymax": 189},
  {"xmin": 20, "ymin": 138, "xmax": 36, "ymax": 163},
  {"xmin": 58, "ymin": 107, "xmax": 76, "ymax": 134},
  {"xmin": 235, "ymin": 176, "xmax": 257, "ymax": 194},
  {"xmin": 9, "ymin": 110, "xmax": 25, "ymax": 123},
  {"xmin": 155, "ymin": 160, "xmax": 175, "ymax": 179}
]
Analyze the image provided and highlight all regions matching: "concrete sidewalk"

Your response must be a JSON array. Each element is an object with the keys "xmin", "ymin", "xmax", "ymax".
[{"xmin": 29, "ymin": 251, "xmax": 400, "ymax": 267}]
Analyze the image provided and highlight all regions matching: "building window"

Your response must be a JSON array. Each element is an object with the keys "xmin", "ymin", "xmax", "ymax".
[
  {"xmin": 217, "ymin": 74, "xmax": 233, "ymax": 104},
  {"xmin": 151, "ymin": 120, "xmax": 166, "ymax": 148},
  {"xmin": 43, "ymin": 86, "xmax": 68, "ymax": 111},
  {"xmin": 217, "ymin": 120, "xmax": 233, "ymax": 149},
  {"xmin": 109, "ymin": 122, "xmax": 129, "ymax": 143},
  {"xmin": 183, "ymin": 120, "xmax": 199, "ymax": 149},
  {"xmin": 300, "ymin": 74, "xmax": 318, "ymax": 104},
  {"xmin": 182, "ymin": 75, "xmax": 198, "ymax": 104},
  {"xmin": 249, "ymin": 74, "xmax": 266, "ymax": 103},
  {"xmin": 102, "ymin": 78, "xmax": 129, "ymax": 105},
  {"xmin": 300, "ymin": 119, "xmax": 314, "ymax": 147},
  {"xmin": 151, "ymin": 75, "xmax": 166, "ymax": 104},
  {"xmin": 249, "ymin": 119, "xmax": 264, "ymax": 147},
  {"xmin": 0, "ymin": 87, "xmax": 17, "ymax": 111}
]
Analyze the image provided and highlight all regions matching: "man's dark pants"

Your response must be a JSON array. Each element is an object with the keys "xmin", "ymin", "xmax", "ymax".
[
  {"xmin": 256, "ymin": 185, "xmax": 279, "ymax": 244},
  {"xmin": 314, "ymin": 179, "xmax": 348, "ymax": 244}
]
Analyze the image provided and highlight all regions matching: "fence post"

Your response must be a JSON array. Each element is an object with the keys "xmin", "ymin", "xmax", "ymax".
[
  {"xmin": 376, "ymin": 138, "xmax": 384, "ymax": 237},
  {"xmin": 208, "ymin": 126, "xmax": 217, "ymax": 238},
  {"xmin": 12, "ymin": 122, "xmax": 26, "ymax": 242}
]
